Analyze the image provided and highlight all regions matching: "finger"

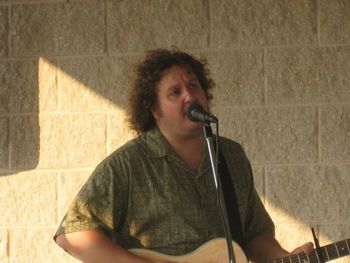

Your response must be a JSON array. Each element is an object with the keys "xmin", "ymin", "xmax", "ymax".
[
  {"xmin": 303, "ymin": 242, "xmax": 314, "ymax": 253},
  {"xmin": 291, "ymin": 242, "xmax": 314, "ymax": 255}
]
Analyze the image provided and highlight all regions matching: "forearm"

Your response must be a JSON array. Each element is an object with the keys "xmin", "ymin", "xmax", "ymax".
[
  {"xmin": 55, "ymin": 230, "xmax": 150, "ymax": 263},
  {"xmin": 244, "ymin": 233, "xmax": 289, "ymax": 263}
]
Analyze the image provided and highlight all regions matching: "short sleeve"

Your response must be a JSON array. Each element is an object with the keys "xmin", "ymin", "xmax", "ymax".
[
  {"xmin": 238, "ymin": 148, "xmax": 275, "ymax": 241},
  {"xmin": 54, "ymin": 158, "xmax": 128, "ymax": 242},
  {"xmin": 219, "ymin": 137, "xmax": 275, "ymax": 243},
  {"xmin": 244, "ymin": 187, "xmax": 275, "ymax": 241}
]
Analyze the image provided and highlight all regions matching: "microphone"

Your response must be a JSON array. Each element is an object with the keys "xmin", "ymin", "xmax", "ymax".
[{"xmin": 186, "ymin": 103, "xmax": 218, "ymax": 123}]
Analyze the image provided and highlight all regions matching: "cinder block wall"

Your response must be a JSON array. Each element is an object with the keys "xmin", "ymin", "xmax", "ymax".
[{"xmin": 0, "ymin": 0, "xmax": 349, "ymax": 262}]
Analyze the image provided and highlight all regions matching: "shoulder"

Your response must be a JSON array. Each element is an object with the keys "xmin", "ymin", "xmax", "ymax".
[
  {"xmin": 218, "ymin": 136, "xmax": 254, "ymax": 186},
  {"xmin": 94, "ymin": 128, "xmax": 165, "ymax": 174},
  {"xmin": 219, "ymin": 136, "xmax": 242, "ymax": 149},
  {"xmin": 96, "ymin": 135, "xmax": 148, "ymax": 172},
  {"xmin": 218, "ymin": 136, "xmax": 247, "ymax": 160},
  {"xmin": 81, "ymin": 136, "xmax": 147, "ymax": 192}
]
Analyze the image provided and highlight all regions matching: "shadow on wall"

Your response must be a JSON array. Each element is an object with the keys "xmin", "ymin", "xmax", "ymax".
[
  {"xmin": 0, "ymin": 56, "xmax": 134, "ymax": 176},
  {"xmin": 1, "ymin": 59, "xmax": 41, "ymax": 175}
]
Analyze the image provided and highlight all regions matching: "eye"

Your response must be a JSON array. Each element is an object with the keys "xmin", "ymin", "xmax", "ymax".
[
  {"xmin": 189, "ymin": 81, "xmax": 200, "ymax": 89},
  {"xmin": 169, "ymin": 88, "xmax": 181, "ymax": 97}
]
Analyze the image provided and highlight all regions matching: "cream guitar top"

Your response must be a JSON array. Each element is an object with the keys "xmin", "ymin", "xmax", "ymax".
[{"xmin": 130, "ymin": 237, "xmax": 350, "ymax": 263}]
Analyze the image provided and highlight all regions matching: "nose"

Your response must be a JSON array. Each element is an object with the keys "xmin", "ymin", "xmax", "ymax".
[{"xmin": 183, "ymin": 86, "xmax": 195, "ymax": 103}]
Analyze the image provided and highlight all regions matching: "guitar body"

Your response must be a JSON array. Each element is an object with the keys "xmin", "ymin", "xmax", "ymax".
[
  {"xmin": 130, "ymin": 237, "xmax": 350, "ymax": 263},
  {"xmin": 130, "ymin": 238, "xmax": 248, "ymax": 263}
]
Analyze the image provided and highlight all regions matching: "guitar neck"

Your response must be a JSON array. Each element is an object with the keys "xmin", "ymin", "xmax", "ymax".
[{"xmin": 271, "ymin": 238, "xmax": 350, "ymax": 263}]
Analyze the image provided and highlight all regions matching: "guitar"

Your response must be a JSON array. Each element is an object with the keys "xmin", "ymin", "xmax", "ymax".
[{"xmin": 130, "ymin": 237, "xmax": 350, "ymax": 263}]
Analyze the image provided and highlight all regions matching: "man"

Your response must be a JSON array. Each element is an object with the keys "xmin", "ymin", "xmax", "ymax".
[{"xmin": 55, "ymin": 49, "xmax": 312, "ymax": 263}]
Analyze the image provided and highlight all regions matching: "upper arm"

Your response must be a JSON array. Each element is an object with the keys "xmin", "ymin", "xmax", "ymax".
[
  {"xmin": 55, "ymin": 230, "xmax": 107, "ymax": 252},
  {"xmin": 54, "ymin": 230, "xmax": 149, "ymax": 263}
]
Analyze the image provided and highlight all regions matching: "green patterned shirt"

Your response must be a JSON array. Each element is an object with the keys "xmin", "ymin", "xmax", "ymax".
[{"xmin": 55, "ymin": 127, "xmax": 274, "ymax": 255}]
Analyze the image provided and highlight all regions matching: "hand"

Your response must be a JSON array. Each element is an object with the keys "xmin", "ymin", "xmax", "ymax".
[{"xmin": 290, "ymin": 242, "xmax": 314, "ymax": 255}]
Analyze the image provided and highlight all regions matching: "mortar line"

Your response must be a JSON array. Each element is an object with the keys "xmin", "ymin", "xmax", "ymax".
[
  {"xmin": 7, "ymin": 116, "xmax": 12, "ymax": 170},
  {"xmin": 263, "ymin": 166, "xmax": 267, "ymax": 205},
  {"xmin": 106, "ymin": 113, "xmax": 109, "ymax": 156},
  {"xmin": 2, "ymin": 44, "xmax": 350, "ymax": 62},
  {"xmin": 317, "ymin": 0, "xmax": 321, "ymax": 47},
  {"xmin": 318, "ymin": 107, "xmax": 322, "ymax": 163},
  {"xmin": 6, "ymin": 3, "xmax": 10, "ymax": 58},
  {"xmin": 56, "ymin": 170, "xmax": 60, "ymax": 225},
  {"xmin": 208, "ymin": 0, "xmax": 212, "ymax": 48},
  {"xmin": 263, "ymin": 48, "xmax": 267, "ymax": 105},
  {"xmin": 104, "ymin": 0, "xmax": 110, "ymax": 56}
]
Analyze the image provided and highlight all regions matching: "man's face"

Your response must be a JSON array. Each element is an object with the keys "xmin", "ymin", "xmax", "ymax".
[{"xmin": 151, "ymin": 65, "xmax": 209, "ymax": 139}]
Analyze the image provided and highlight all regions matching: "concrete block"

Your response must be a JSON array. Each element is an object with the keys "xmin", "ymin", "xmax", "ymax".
[
  {"xmin": 0, "ymin": 171, "xmax": 56, "ymax": 226},
  {"xmin": 321, "ymin": 106, "xmax": 350, "ymax": 162},
  {"xmin": 215, "ymin": 106, "xmax": 318, "ymax": 163},
  {"xmin": 109, "ymin": 0, "xmax": 209, "ymax": 52},
  {"xmin": 319, "ymin": 224, "xmax": 350, "ymax": 243},
  {"xmin": 0, "ymin": 117, "xmax": 9, "ymax": 168},
  {"xmin": 58, "ymin": 56, "xmax": 134, "ymax": 112},
  {"xmin": 36, "ymin": 114, "xmax": 107, "ymax": 169},
  {"xmin": 38, "ymin": 58, "xmax": 59, "ymax": 112},
  {"xmin": 320, "ymin": 0, "xmax": 350, "ymax": 44},
  {"xmin": 0, "ymin": 6, "xmax": 8, "ymax": 58},
  {"xmin": 10, "ymin": 115, "xmax": 39, "ymax": 169},
  {"xmin": 211, "ymin": 0, "xmax": 317, "ymax": 47},
  {"xmin": 0, "ymin": 59, "xmax": 57, "ymax": 114},
  {"xmin": 204, "ymin": 50, "xmax": 264, "ymax": 106},
  {"xmin": 323, "ymin": 164, "xmax": 350, "ymax": 220},
  {"xmin": 58, "ymin": 170, "xmax": 92, "ymax": 220},
  {"xmin": 107, "ymin": 111, "xmax": 136, "ymax": 155},
  {"xmin": 10, "ymin": 228, "xmax": 78, "ymax": 263},
  {"xmin": 0, "ymin": 62, "xmax": 11, "ymax": 113},
  {"xmin": 10, "ymin": 114, "xmax": 106, "ymax": 169},
  {"xmin": 57, "ymin": 0, "xmax": 106, "ymax": 55},
  {"xmin": 0, "ymin": 229, "xmax": 8, "ymax": 263},
  {"xmin": 0, "ymin": 60, "xmax": 38, "ymax": 113},
  {"xmin": 10, "ymin": 3, "xmax": 57, "ymax": 57},
  {"xmin": 266, "ymin": 47, "xmax": 350, "ymax": 104},
  {"xmin": 265, "ymin": 165, "xmax": 350, "ymax": 224}
]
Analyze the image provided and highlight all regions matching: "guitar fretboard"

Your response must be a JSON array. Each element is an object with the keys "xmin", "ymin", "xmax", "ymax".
[{"xmin": 271, "ymin": 238, "xmax": 350, "ymax": 263}]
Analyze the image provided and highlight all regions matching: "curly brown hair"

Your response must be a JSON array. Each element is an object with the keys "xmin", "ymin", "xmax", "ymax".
[{"xmin": 128, "ymin": 48, "xmax": 215, "ymax": 134}]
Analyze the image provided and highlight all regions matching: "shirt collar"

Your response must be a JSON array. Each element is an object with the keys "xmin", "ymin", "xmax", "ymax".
[
  {"xmin": 141, "ymin": 126, "xmax": 212, "ymax": 173},
  {"xmin": 141, "ymin": 127, "xmax": 171, "ymax": 158}
]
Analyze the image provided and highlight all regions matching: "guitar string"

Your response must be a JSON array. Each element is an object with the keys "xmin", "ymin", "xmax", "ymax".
[
  {"xmin": 272, "ymin": 239, "xmax": 350, "ymax": 263},
  {"xmin": 345, "ymin": 239, "xmax": 350, "ymax": 252}
]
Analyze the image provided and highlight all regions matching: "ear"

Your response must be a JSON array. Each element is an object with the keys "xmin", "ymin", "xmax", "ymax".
[{"xmin": 150, "ymin": 104, "xmax": 161, "ymax": 120}]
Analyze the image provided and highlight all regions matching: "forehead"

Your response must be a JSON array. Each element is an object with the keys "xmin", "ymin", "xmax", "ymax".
[{"xmin": 158, "ymin": 66, "xmax": 197, "ymax": 86}]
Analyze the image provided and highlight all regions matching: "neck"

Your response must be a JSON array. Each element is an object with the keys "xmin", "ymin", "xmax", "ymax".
[{"xmin": 161, "ymin": 128, "xmax": 207, "ymax": 171}]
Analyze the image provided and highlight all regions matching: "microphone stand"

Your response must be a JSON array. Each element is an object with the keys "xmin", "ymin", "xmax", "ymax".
[{"xmin": 203, "ymin": 123, "xmax": 236, "ymax": 263}]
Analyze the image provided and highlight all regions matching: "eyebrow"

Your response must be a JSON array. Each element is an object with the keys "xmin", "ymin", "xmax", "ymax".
[{"xmin": 167, "ymin": 78, "xmax": 198, "ymax": 89}]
